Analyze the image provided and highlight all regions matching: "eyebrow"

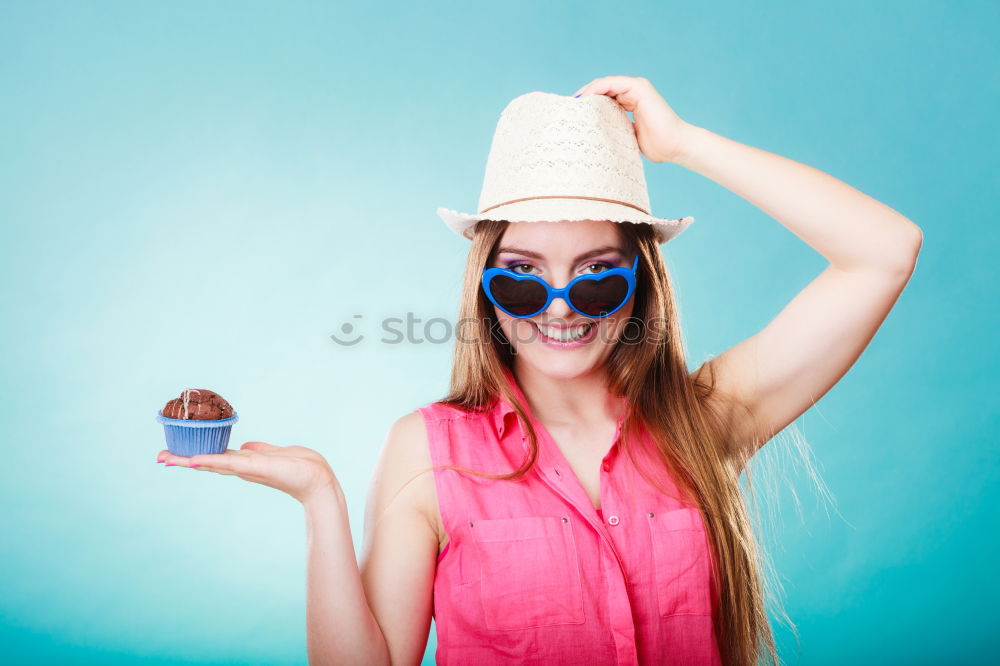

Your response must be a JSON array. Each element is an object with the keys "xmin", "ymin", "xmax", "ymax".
[{"xmin": 496, "ymin": 245, "xmax": 624, "ymax": 262}]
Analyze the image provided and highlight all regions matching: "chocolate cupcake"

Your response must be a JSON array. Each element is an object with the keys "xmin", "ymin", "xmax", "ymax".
[{"xmin": 157, "ymin": 389, "xmax": 238, "ymax": 456}]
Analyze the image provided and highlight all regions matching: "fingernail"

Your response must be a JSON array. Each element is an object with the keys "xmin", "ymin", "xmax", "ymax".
[
  {"xmin": 165, "ymin": 463, "xmax": 174, "ymax": 466},
  {"xmin": 573, "ymin": 93, "xmax": 581, "ymax": 98},
  {"xmin": 191, "ymin": 464, "xmax": 200, "ymax": 468}
]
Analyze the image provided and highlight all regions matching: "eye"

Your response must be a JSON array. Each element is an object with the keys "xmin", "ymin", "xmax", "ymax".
[
  {"xmin": 504, "ymin": 262, "xmax": 537, "ymax": 274},
  {"xmin": 582, "ymin": 261, "xmax": 615, "ymax": 274}
]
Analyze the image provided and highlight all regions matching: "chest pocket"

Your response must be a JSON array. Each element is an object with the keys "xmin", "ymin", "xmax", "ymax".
[
  {"xmin": 470, "ymin": 515, "xmax": 586, "ymax": 630},
  {"xmin": 646, "ymin": 507, "xmax": 714, "ymax": 617}
]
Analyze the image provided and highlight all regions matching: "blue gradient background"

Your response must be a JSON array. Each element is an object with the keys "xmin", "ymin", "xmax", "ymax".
[{"xmin": 1, "ymin": 1, "xmax": 996, "ymax": 664}]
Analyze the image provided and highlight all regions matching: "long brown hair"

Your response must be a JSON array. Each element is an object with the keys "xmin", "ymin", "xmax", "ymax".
[{"xmin": 427, "ymin": 218, "xmax": 824, "ymax": 665}]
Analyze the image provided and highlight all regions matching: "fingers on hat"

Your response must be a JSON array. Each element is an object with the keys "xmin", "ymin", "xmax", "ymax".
[{"xmin": 573, "ymin": 75, "xmax": 634, "ymax": 99}]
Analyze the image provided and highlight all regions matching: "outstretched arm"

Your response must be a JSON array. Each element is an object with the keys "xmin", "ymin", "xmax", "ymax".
[{"xmin": 573, "ymin": 76, "xmax": 923, "ymax": 466}]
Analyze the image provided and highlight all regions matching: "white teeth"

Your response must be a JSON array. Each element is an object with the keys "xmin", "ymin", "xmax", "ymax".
[{"xmin": 537, "ymin": 323, "xmax": 592, "ymax": 342}]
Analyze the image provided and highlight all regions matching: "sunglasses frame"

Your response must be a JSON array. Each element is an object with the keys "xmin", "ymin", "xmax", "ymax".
[{"xmin": 482, "ymin": 255, "xmax": 640, "ymax": 319}]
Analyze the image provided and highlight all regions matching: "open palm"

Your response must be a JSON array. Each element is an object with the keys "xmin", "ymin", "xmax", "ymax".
[{"xmin": 157, "ymin": 441, "xmax": 338, "ymax": 505}]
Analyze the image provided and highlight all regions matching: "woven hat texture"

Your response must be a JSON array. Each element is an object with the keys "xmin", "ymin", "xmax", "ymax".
[{"xmin": 437, "ymin": 91, "xmax": 694, "ymax": 244}]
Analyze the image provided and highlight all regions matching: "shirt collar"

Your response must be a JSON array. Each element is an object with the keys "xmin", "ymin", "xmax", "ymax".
[{"xmin": 492, "ymin": 366, "xmax": 523, "ymax": 439}]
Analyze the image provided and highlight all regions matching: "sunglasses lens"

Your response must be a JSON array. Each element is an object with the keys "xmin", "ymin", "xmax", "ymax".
[
  {"xmin": 569, "ymin": 275, "xmax": 629, "ymax": 316},
  {"xmin": 489, "ymin": 275, "xmax": 548, "ymax": 316}
]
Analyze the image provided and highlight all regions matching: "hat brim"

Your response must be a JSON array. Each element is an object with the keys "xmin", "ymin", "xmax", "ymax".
[{"xmin": 437, "ymin": 198, "xmax": 694, "ymax": 244}]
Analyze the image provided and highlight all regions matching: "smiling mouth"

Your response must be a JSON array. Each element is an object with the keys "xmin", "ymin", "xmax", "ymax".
[{"xmin": 532, "ymin": 321, "xmax": 596, "ymax": 344}]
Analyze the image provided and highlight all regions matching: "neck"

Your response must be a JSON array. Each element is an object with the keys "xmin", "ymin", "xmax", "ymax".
[{"xmin": 509, "ymin": 360, "xmax": 624, "ymax": 429}]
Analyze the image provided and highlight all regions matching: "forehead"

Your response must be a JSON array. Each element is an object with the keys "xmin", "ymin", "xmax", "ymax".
[{"xmin": 497, "ymin": 219, "xmax": 623, "ymax": 255}]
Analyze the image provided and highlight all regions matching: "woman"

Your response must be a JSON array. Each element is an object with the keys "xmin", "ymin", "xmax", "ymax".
[{"xmin": 157, "ymin": 77, "xmax": 922, "ymax": 665}]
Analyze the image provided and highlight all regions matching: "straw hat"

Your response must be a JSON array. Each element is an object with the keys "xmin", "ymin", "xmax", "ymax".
[{"xmin": 437, "ymin": 91, "xmax": 694, "ymax": 244}]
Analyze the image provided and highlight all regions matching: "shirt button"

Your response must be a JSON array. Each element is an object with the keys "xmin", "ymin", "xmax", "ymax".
[{"xmin": 608, "ymin": 515, "xmax": 620, "ymax": 525}]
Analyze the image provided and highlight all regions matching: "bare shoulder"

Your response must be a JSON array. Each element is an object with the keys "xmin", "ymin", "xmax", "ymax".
[
  {"xmin": 384, "ymin": 410, "xmax": 432, "ymax": 461},
  {"xmin": 367, "ymin": 410, "xmax": 441, "ymax": 542}
]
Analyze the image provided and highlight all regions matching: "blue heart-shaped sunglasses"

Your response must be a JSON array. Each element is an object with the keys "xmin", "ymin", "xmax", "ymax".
[{"xmin": 482, "ymin": 255, "xmax": 639, "ymax": 319}]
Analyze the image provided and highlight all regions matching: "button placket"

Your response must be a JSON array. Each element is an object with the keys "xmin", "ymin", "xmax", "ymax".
[
  {"xmin": 520, "ymin": 410, "xmax": 631, "ymax": 589},
  {"xmin": 496, "ymin": 383, "xmax": 640, "ymax": 664}
]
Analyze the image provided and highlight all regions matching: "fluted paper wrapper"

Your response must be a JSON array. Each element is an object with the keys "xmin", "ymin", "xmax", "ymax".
[{"xmin": 157, "ymin": 410, "xmax": 238, "ymax": 456}]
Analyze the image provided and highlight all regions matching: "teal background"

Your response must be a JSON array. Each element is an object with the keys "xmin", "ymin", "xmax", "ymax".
[{"xmin": 1, "ymin": 1, "xmax": 996, "ymax": 664}]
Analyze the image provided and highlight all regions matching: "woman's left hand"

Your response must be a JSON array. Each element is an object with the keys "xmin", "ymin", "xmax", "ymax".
[{"xmin": 572, "ymin": 76, "xmax": 694, "ymax": 164}]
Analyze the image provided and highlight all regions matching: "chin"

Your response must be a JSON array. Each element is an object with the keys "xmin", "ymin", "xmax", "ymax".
[{"xmin": 516, "ymin": 348, "xmax": 608, "ymax": 381}]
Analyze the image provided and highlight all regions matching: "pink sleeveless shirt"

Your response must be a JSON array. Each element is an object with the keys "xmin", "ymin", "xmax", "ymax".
[{"xmin": 416, "ymin": 368, "xmax": 722, "ymax": 665}]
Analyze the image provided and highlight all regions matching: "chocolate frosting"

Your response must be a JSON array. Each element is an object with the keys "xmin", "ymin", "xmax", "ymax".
[{"xmin": 162, "ymin": 389, "xmax": 234, "ymax": 420}]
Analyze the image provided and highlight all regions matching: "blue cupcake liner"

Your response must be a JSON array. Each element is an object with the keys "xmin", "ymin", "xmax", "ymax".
[{"xmin": 157, "ymin": 410, "xmax": 238, "ymax": 457}]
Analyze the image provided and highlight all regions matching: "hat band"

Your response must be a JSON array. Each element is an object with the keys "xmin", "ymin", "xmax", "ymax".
[{"xmin": 479, "ymin": 195, "xmax": 650, "ymax": 216}]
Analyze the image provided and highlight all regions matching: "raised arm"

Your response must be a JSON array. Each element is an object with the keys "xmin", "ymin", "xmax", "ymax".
[
  {"xmin": 673, "ymin": 123, "xmax": 922, "ymax": 465},
  {"xmin": 573, "ymin": 76, "xmax": 923, "ymax": 468}
]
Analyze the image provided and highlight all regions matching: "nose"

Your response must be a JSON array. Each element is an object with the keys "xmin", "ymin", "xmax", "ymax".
[{"xmin": 541, "ymin": 272, "xmax": 574, "ymax": 321}]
